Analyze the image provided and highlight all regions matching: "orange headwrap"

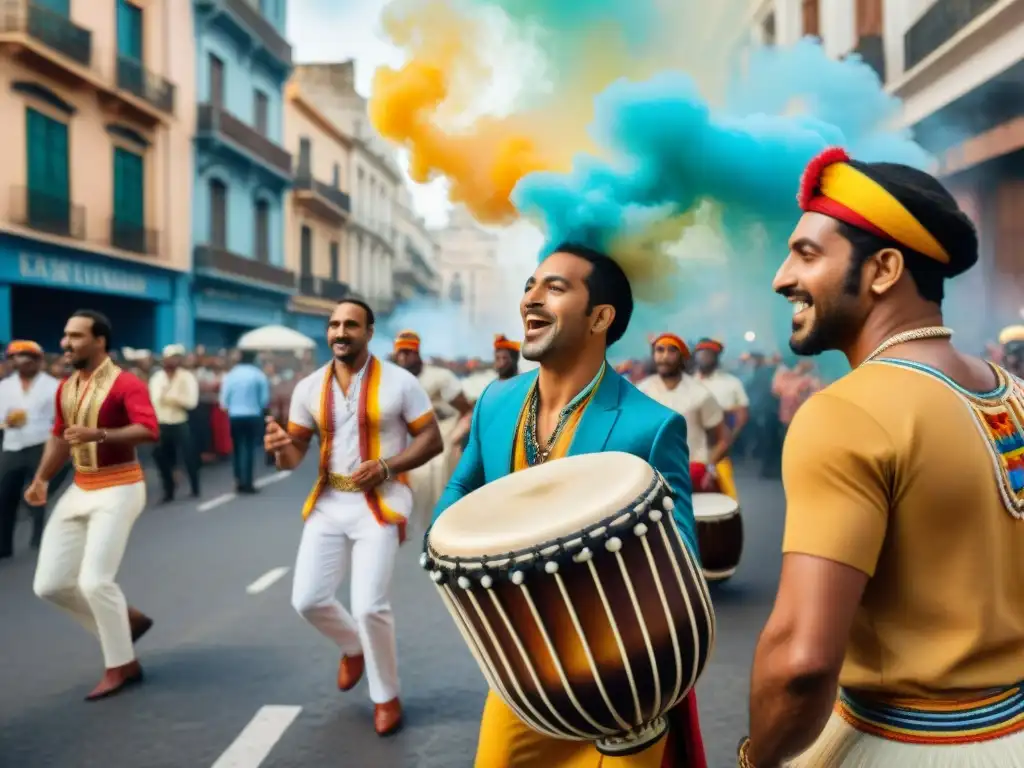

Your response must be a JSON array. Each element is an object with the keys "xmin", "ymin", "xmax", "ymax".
[
  {"xmin": 6, "ymin": 340, "xmax": 43, "ymax": 357},
  {"xmin": 393, "ymin": 330, "xmax": 420, "ymax": 353},
  {"xmin": 695, "ymin": 338, "xmax": 724, "ymax": 354},
  {"xmin": 797, "ymin": 147, "xmax": 950, "ymax": 265},
  {"xmin": 649, "ymin": 333, "xmax": 690, "ymax": 358},
  {"xmin": 493, "ymin": 334, "xmax": 521, "ymax": 353}
]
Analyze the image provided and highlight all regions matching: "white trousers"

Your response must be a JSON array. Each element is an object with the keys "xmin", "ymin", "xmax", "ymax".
[
  {"xmin": 408, "ymin": 416, "xmax": 458, "ymax": 536},
  {"xmin": 291, "ymin": 491, "xmax": 401, "ymax": 704},
  {"xmin": 33, "ymin": 481, "xmax": 146, "ymax": 668}
]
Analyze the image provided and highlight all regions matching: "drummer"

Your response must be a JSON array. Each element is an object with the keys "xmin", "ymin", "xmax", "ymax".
[
  {"xmin": 744, "ymin": 149, "xmax": 1024, "ymax": 766},
  {"xmin": 435, "ymin": 243, "xmax": 707, "ymax": 768},
  {"xmin": 638, "ymin": 333, "xmax": 730, "ymax": 493},
  {"xmin": 392, "ymin": 331, "xmax": 471, "ymax": 531},
  {"xmin": 693, "ymin": 338, "xmax": 749, "ymax": 500}
]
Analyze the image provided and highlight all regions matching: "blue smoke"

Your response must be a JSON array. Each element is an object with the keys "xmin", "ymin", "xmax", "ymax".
[{"xmin": 511, "ymin": 38, "xmax": 930, "ymax": 371}]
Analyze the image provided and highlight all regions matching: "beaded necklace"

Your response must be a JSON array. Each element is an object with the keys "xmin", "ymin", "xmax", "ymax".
[{"xmin": 523, "ymin": 363, "xmax": 606, "ymax": 466}]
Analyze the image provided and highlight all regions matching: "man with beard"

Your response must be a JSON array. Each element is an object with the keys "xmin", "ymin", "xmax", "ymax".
[
  {"xmin": 693, "ymin": 338, "xmax": 748, "ymax": 499},
  {"xmin": 743, "ymin": 148, "xmax": 1024, "ymax": 767},
  {"xmin": 638, "ymin": 333, "xmax": 730, "ymax": 492},
  {"xmin": 265, "ymin": 299, "xmax": 442, "ymax": 736},
  {"xmin": 493, "ymin": 333, "xmax": 521, "ymax": 380},
  {"xmin": 433, "ymin": 244, "xmax": 707, "ymax": 768},
  {"xmin": 392, "ymin": 330, "xmax": 472, "ymax": 532},
  {"xmin": 0, "ymin": 340, "xmax": 61, "ymax": 556},
  {"xmin": 27, "ymin": 310, "xmax": 158, "ymax": 700}
]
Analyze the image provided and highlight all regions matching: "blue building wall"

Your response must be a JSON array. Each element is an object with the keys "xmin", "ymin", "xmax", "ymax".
[{"xmin": 191, "ymin": 0, "xmax": 293, "ymax": 346}]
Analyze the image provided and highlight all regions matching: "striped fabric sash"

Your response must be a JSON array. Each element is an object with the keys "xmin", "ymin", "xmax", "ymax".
[{"xmin": 837, "ymin": 686, "xmax": 1024, "ymax": 745}]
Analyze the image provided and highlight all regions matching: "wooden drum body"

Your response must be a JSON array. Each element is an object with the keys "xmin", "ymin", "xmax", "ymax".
[
  {"xmin": 423, "ymin": 452, "xmax": 716, "ymax": 756},
  {"xmin": 694, "ymin": 493, "xmax": 743, "ymax": 582}
]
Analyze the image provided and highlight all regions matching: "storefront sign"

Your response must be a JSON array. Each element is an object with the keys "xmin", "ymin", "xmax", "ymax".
[{"xmin": 18, "ymin": 254, "xmax": 149, "ymax": 296}]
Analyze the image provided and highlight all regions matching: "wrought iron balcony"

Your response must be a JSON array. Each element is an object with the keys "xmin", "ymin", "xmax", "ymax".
[
  {"xmin": 293, "ymin": 172, "xmax": 351, "ymax": 220},
  {"xmin": 109, "ymin": 218, "xmax": 159, "ymax": 255},
  {"xmin": 195, "ymin": 0, "xmax": 291, "ymax": 67},
  {"xmin": 298, "ymin": 274, "xmax": 351, "ymax": 301},
  {"xmin": 0, "ymin": 0, "xmax": 92, "ymax": 68},
  {"xmin": 197, "ymin": 103, "xmax": 292, "ymax": 177},
  {"xmin": 9, "ymin": 185, "xmax": 85, "ymax": 240},
  {"xmin": 904, "ymin": 0, "xmax": 997, "ymax": 72},
  {"xmin": 194, "ymin": 243, "xmax": 295, "ymax": 289},
  {"xmin": 116, "ymin": 54, "xmax": 175, "ymax": 115}
]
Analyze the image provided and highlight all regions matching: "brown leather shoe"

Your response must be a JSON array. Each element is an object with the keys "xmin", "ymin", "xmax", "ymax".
[
  {"xmin": 127, "ymin": 607, "xmax": 153, "ymax": 643},
  {"xmin": 85, "ymin": 661, "xmax": 144, "ymax": 701},
  {"xmin": 337, "ymin": 654, "xmax": 364, "ymax": 691},
  {"xmin": 374, "ymin": 697, "xmax": 403, "ymax": 736}
]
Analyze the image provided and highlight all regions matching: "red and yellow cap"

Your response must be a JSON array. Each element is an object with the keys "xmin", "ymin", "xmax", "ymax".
[
  {"xmin": 493, "ymin": 334, "xmax": 521, "ymax": 353},
  {"xmin": 393, "ymin": 330, "xmax": 420, "ymax": 353},
  {"xmin": 6, "ymin": 340, "xmax": 43, "ymax": 357},
  {"xmin": 649, "ymin": 333, "xmax": 689, "ymax": 358},
  {"xmin": 695, "ymin": 338, "xmax": 724, "ymax": 354}
]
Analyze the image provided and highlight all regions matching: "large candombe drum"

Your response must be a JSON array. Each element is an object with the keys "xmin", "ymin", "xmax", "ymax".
[
  {"xmin": 422, "ymin": 452, "xmax": 716, "ymax": 756},
  {"xmin": 694, "ymin": 493, "xmax": 743, "ymax": 582}
]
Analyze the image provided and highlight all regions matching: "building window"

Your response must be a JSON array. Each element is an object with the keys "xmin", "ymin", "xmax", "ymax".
[
  {"xmin": 448, "ymin": 272, "xmax": 464, "ymax": 304},
  {"xmin": 298, "ymin": 137, "xmax": 311, "ymax": 175},
  {"xmin": 329, "ymin": 241, "xmax": 339, "ymax": 280},
  {"xmin": 112, "ymin": 146, "xmax": 146, "ymax": 252},
  {"xmin": 209, "ymin": 178, "xmax": 227, "ymax": 247},
  {"xmin": 209, "ymin": 54, "xmax": 224, "ymax": 107},
  {"xmin": 802, "ymin": 0, "xmax": 819, "ymax": 37},
  {"xmin": 254, "ymin": 199, "xmax": 270, "ymax": 262},
  {"xmin": 332, "ymin": 162, "xmax": 340, "ymax": 187},
  {"xmin": 762, "ymin": 12, "xmax": 776, "ymax": 44},
  {"xmin": 300, "ymin": 225, "xmax": 313, "ymax": 276},
  {"xmin": 25, "ymin": 107, "xmax": 70, "ymax": 236},
  {"xmin": 254, "ymin": 90, "xmax": 269, "ymax": 136},
  {"xmin": 116, "ymin": 0, "xmax": 143, "ymax": 60},
  {"xmin": 37, "ymin": 0, "xmax": 70, "ymax": 14}
]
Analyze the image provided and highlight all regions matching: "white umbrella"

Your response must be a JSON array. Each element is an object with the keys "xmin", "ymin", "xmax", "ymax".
[{"xmin": 236, "ymin": 325, "xmax": 316, "ymax": 352}]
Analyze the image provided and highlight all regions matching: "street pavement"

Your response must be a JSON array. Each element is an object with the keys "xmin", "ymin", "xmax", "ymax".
[{"xmin": 0, "ymin": 458, "xmax": 784, "ymax": 768}]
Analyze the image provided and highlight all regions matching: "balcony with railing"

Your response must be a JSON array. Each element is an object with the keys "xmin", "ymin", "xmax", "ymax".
[
  {"xmin": 197, "ymin": 103, "xmax": 292, "ymax": 179},
  {"xmin": 293, "ymin": 172, "xmax": 351, "ymax": 221},
  {"xmin": 298, "ymin": 274, "xmax": 350, "ymax": 302},
  {"xmin": 115, "ymin": 55, "xmax": 175, "ymax": 115},
  {"xmin": 195, "ymin": 0, "xmax": 291, "ymax": 68},
  {"xmin": 109, "ymin": 218, "xmax": 159, "ymax": 256},
  {"xmin": 9, "ymin": 185, "xmax": 85, "ymax": 240},
  {"xmin": 194, "ymin": 243, "xmax": 295, "ymax": 290},
  {"xmin": 0, "ymin": 0, "xmax": 93, "ymax": 71},
  {"xmin": 904, "ymin": 0, "xmax": 997, "ymax": 72}
]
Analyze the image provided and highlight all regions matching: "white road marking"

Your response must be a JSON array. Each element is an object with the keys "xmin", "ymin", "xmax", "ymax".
[
  {"xmin": 211, "ymin": 705, "xmax": 302, "ymax": 768},
  {"xmin": 254, "ymin": 470, "xmax": 291, "ymax": 488},
  {"xmin": 196, "ymin": 492, "xmax": 235, "ymax": 512},
  {"xmin": 246, "ymin": 567, "xmax": 291, "ymax": 595}
]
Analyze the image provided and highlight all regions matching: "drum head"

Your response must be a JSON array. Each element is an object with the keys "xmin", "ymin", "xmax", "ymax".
[
  {"xmin": 430, "ymin": 452, "xmax": 656, "ymax": 559},
  {"xmin": 693, "ymin": 493, "xmax": 738, "ymax": 521}
]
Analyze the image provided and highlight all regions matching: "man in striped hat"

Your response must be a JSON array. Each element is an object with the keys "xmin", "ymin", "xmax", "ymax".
[
  {"xmin": 743, "ymin": 148, "xmax": 1024, "ymax": 767},
  {"xmin": 692, "ymin": 338, "xmax": 748, "ymax": 500}
]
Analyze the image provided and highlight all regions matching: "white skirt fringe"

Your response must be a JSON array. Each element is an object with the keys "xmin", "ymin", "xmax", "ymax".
[{"xmin": 787, "ymin": 711, "xmax": 1024, "ymax": 767}]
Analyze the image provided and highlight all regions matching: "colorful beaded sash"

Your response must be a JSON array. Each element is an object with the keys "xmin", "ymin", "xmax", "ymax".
[
  {"xmin": 873, "ymin": 359, "xmax": 1024, "ymax": 519},
  {"xmin": 837, "ymin": 686, "xmax": 1024, "ymax": 745}
]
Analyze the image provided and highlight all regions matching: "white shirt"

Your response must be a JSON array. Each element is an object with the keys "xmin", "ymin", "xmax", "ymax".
[
  {"xmin": 697, "ymin": 370, "xmax": 750, "ymax": 411},
  {"xmin": 0, "ymin": 372, "xmax": 60, "ymax": 451},
  {"xmin": 638, "ymin": 374, "xmax": 723, "ymax": 463},
  {"xmin": 289, "ymin": 359, "xmax": 434, "ymax": 518},
  {"xmin": 148, "ymin": 368, "xmax": 200, "ymax": 425},
  {"xmin": 418, "ymin": 365, "xmax": 463, "ymax": 421}
]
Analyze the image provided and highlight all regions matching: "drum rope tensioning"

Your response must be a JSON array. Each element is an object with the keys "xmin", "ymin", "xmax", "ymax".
[{"xmin": 423, "ymin": 452, "xmax": 717, "ymax": 756}]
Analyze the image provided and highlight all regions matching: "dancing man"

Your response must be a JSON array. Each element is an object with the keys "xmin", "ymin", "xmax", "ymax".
[
  {"xmin": 434, "ymin": 244, "xmax": 707, "ymax": 768},
  {"xmin": 0, "ymin": 340, "xmax": 61, "ymax": 556},
  {"xmin": 28, "ymin": 310, "xmax": 157, "ymax": 700},
  {"xmin": 639, "ymin": 333, "xmax": 729, "ymax": 492},
  {"xmin": 392, "ymin": 330, "xmax": 472, "ymax": 531},
  {"xmin": 693, "ymin": 338, "xmax": 749, "ymax": 499},
  {"xmin": 743, "ymin": 149, "xmax": 1024, "ymax": 767},
  {"xmin": 264, "ymin": 299, "xmax": 442, "ymax": 736}
]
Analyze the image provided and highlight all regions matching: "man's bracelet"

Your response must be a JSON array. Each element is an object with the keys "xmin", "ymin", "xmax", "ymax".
[
  {"xmin": 378, "ymin": 457, "xmax": 391, "ymax": 480},
  {"xmin": 737, "ymin": 737, "xmax": 755, "ymax": 767}
]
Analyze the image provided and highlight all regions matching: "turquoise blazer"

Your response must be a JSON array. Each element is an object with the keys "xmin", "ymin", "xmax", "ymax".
[{"xmin": 433, "ymin": 366, "xmax": 699, "ymax": 557}]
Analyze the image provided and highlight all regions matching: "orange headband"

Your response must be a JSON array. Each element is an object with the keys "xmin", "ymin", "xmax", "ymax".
[
  {"xmin": 6, "ymin": 340, "xmax": 43, "ymax": 357},
  {"xmin": 494, "ymin": 334, "xmax": 521, "ymax": 353},
  {"xmin": 695, "ymin": 339, "xmax": 724, "ymax": 354},
  {"xmin": 393, "ymin": 330, "xmax": 420, "ymax": 353},
  {"xmin": 798, "ymin": 147, "xmax": 950, "ymax": 265},
  {"xmin": 650, "ymin": 333, "xmax": 690, "ymax": 357}
]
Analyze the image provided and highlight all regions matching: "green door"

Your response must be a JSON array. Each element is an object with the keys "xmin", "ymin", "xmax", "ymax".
[
  {"xmin": 113, "ymin": 147, "xmax": 145, "ymax": 251},
  {"xmin": 25, "ymin": 107, "xmax": 70, "ymax": 235}
]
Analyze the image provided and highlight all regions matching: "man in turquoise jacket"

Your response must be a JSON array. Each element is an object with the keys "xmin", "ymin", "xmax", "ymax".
[{"xmin": 432, "ymin": 242, "xmax": 706, "ymax": 768}]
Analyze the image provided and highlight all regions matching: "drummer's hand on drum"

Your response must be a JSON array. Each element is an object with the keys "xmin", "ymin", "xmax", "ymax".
[
  {"xmin": 264, "ymin": 417, "xmax": 292, "ymax": 453},
  {"xmin": 351, "ymin": 459, "xmax": 386, "ymax": 491}
]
